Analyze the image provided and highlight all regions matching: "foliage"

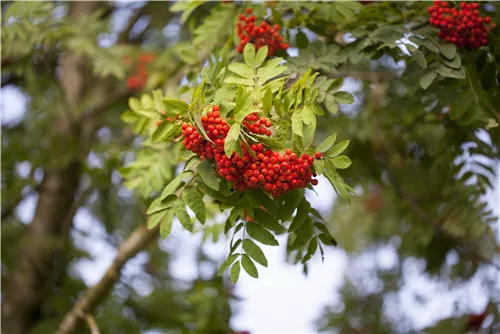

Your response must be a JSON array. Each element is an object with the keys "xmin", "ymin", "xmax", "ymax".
[{"xmin": 2, "ymin": 1, "xmax": 499, "ymax": 333}]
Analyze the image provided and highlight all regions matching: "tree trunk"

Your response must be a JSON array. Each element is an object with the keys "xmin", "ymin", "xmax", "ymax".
[{"xmin": 1, "ymin": 2, "xmax": 102, "ymax": 333}]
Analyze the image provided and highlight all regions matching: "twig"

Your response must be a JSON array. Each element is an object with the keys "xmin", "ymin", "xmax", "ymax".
[
  {"xmin": 79, "ymin": 312, "xmax": 100, "ymax": 334},
  {"xmin": 318, "ymin": 68, "xmax": 397, "ymax": 81},
  {"xmin": 56, "ymin": 223, "xmax": 160, "ymax": 334}
]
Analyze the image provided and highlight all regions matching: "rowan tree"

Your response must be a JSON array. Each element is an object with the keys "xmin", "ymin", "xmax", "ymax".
[{"xmin": 1, "ymin": 1, "xmax": 499, "ymax": 333}]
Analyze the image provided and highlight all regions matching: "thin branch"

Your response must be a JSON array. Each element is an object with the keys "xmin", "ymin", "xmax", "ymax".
[
  {"xmin": 318, "ymin": 68, "xmax": 397, "ymax": 81},
  {"xmin": 80, "ymin": 312, "xmax": 100, "ymax": 334},
  {"xmin": 56, "ymin": 223, "xmax": 160, "ymax": 334},
  {"xmin": 117, "ymin": 9, "xmax": 144, "ymax": 44}
]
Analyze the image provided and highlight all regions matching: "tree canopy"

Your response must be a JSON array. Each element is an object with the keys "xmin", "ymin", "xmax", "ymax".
[{"xmin": 1, "ymin": 1, "xmax": 499, "ymax": 333}]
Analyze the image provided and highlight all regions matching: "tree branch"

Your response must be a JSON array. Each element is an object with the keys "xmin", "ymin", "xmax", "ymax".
[
  {"xmin": 81, "ymin": 312, "xmax": 101, "ymax": 334},
  {"xmin": 56, "ymin": 223, "xmax": 160, "ymax": 334},
  {"xmin": 318, "ymin": 68, "xmax": 397, "ymax": 81}
]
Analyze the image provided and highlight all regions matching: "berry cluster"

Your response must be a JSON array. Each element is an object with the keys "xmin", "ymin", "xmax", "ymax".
[
  {"xmin": 181, "ymin": 106, "xmax": 320, "ymax": 197},
  {"xmin": 243, "ymin": 113, "xmax": 272, "ymax": 136},
  {"xmin": 428, "ymin": 1, "xmax": 496, "ymax": 49},
  {"xmin": 123, "ymin": 52, "xmax": 156, "ymax": 90},
  {"xmin": 236, "ymin": 8, "xmax": 288, "ymax": 56}
]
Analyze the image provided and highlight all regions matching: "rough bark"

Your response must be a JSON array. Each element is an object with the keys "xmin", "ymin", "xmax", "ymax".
[{"xmin": 1, "ymin": 2, "xmax": 103, "ymax": 334}]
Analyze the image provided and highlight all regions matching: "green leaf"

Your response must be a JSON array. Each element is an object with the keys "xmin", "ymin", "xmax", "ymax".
[
  {"xmin": 158, "ymin": 170, "xmax": 194, "ymax": 201},
  {"xmin": 254, "ymin": 46, "xmax": 269, "ymax": 67},
  {"xmin": 247, "ymin": 223, "xmax": 279, "ymax": 246},
  {"xmin": 245, "ymin": 190, "xmax": 280, "ymax": 218},
  {"xmin": 197, "ymin": 159, "xmax": 219, "ymax": 191},
  {"xmin": 289, "ymin": 199, "xmax": 310, "ymax": 232},
  {"xmin": 148, "ymin": 209, "xmax": 166, "ymax": 229},
  {"xmin": 182, "ymin": 186, "xmax": 206, "ymax": 224},
  {"xmin": 331, "ymin": 155, "xmax": 352, "ymax": 169},
  {"xmin": 147, "ymin": 194, "xmax": 177, "ymax": 216},
  {"xmin": 164, "ymin": 99, "xmax": 189, "ymax": 114},
  {"xmin": 230, "ymin": 261, "xmax": 241, "ymax": 283},
  {"xmin": 230, "ymin": 239, "xmax": 243, "ymax": 254},
  {"xmin": 450, "ymin": 95, "xmax": 473, "ymax": 120},
  {"xmin": 280, "ymin": 189, "xmax": 304, "ymax": 221},
  {"xmin": 218, "ymin": 253, "xmax": 239, "ymax": 276},
  {"xmin": 173, "ymin": 198, "xmax": 193, "ymax": 232},
  {"xmin": 302, "ymin": 238, "xmax": 318, "ymax": 263},
  {"xmin": 328, "ymin": 140, "xmax": 350, "ymax": 157},
  {"xmin": 291, "ymin": 110, "xmax": 304, "ymax": 137},
  {"xmin": 296, "ymin": 30, "xmax": 309, "ymax": 49},
  {"xmin": 316, "ymin": 133, "xmax": 337, "ymax": 153},
  {"xmin": 254, "ymin": 209, "xmax": 285, "ymax": 233},
  {"xmin": 262, "ymin": 87, "xmax": 273, "ymax": 117},
  {"xmin": 328, "ymin": 77, "xmax": 344, "ymax": 92},
  {"xmin": 121, "ymin": 110, "xmax": 138, "ymax": 123},
  {"xmin": 420, "ymin": 71, "xmax": 437, "ymax": 90},
  {"xmin": 141, "ymin": 94, "xmax": 154, "ymax": 109},
  {"xmin": 314, "ymin": 222, "xmax": 330, "ymax": 235},
  {"xmin": 310, "ymin": 208, "xmax": 325, "ymax": 222},
  {"xmin": 193, "ymin": 112, "xmax": 214, "ymax": 144},
  {"xmin": 435, "ymin": 64, "xmax": 466, "ymax": 79},
  {"xmin": 228, "ymin": 62, "xmax": 254, "ymax": 78},
  {"xmin": 257, "ymin": 58, "xmax": 287, "ymax": 84},
  {"xmin": 333, "ymin": 91, "xmax": 354, "ymax": 104},
  {"xmin": 243, "ymin": 239, "xmax": 268, "ymax": 267},
  {"xmin": 252, "ymin": 135, "xmax": 286, "ymax": 150},
  {"xmin": 171, "ymin": 1, "xmax": 207, "ymax": 22},
  {"xmin": 160, "ymin": 209, "xmax": 174, "ymax": 239},
  {"xmin": 139, "ymin": 108, "xmax": 163, "ymax": 120},
  {"xmin": 243, "ymin": 43, "xmax": 256, "ymax": 67},
  {"xmin": 129, "ymin": 97, "xmax": 142, "ymax": 112},
  {"xmin": 241, "ymin": 254, "xmax": 259, "ymax": 278},
  {"xmin": 408, "ymin": 45, "xmax": 427, "ymax": 69},
  {"xmin": 292, "ymin": 217, "xmax": 313, "ymax": 249},
  {"xmin": 325, "ymin": 94, "xmax": 339, "ymax": 114},
  {"xmin": 302, "ymin": 123, "xmax": 315, "ymax": 149},
  {"xmin": 318, "ymin": 233, "xmax": 337, "ymax": 246},
  {"xmin": 152, "ymin": 122, "xmax": 180, "ymax": 143},
  {"xmin": 313, "ymin": 159, "xmax": 325, "ymax": 175},
  {"xmin": 224, "ymin": 76, "xmax": 255, "ymax": 86},
  {"xmin": 224, "ymin": 123, "xmax": 241, "ymax": 157},
  {"xmin": 234, "ymin": 87, "xmax": 253, "ymax": 115},
  {"xmin": 439, "ymin": 43, "xmax": 456, "ymax": 60},
  {"xmin": 311, "ymin": 103, "xmax": 325, "ymax": 115},
  {"xmin": 440, "ymin": 55, "xmax": 462, "ymax": 69},
  {"xmin": 302, "ymin": 105, "xmax": 316, "ymax": 126}
]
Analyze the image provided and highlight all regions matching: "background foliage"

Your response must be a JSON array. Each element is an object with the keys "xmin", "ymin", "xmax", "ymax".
[{"xmin": 1, "ymin": 1, "xmax": 499, "ymax": 334}]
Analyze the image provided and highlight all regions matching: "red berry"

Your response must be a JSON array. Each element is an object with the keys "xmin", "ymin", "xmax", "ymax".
[{"xmin": 315, "ymin": 152, "xmax": 322, "ymax": 159}]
